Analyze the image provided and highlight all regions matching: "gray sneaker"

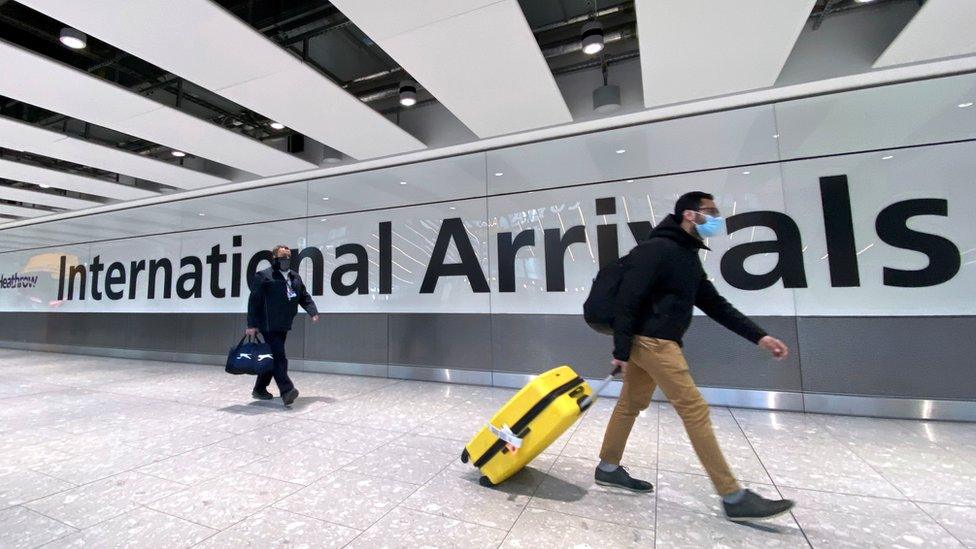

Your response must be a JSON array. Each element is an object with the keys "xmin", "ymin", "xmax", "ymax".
[
  {"xmin": 252, "ymin": 388, "xmax": 273, "ymax": 400},
  {"xmin": 723, "ymin": 490, "xmax": 794, "ymax": 522},
  {"xmin": 594, "ymin": 466, "xmax": 654, "ymax": 493}
]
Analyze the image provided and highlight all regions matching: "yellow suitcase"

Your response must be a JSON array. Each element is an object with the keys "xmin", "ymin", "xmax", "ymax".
[{"xmin": 461, "ymin": 365, "xmax": 614, "ymax": 487}]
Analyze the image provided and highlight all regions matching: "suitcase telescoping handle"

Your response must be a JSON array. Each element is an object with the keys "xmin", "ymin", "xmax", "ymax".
[{"xmin": 577, "ymin": 365, "xmax": 621, "ymax": 412}]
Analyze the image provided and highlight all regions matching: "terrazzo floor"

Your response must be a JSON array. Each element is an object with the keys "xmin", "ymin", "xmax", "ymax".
[{"xmin": 1, "ymin": 349, "xmax": 974, "ymax": 548}]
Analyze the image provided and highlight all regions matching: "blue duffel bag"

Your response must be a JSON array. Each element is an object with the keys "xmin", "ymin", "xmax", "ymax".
[{"xmin": 225, "ymin": 334, "xmax": 275, "ymax": 375}]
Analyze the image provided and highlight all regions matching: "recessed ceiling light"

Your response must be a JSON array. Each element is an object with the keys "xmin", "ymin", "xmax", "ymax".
[
  {"xmin": 59, "ymin": 28, "xmax": 87, "ymax": 49},
  {"xmin": 322, "ymin": 197, "xmax": 329, "ymax": 200},
  {"xmin": 171, "ymin": 150, "xmax": 186, "ymax": 158},
  {"xmin": 772, "ymin": 134, "xmax": 780, "ymax": 139},
  {"xmin": 615, "ymin": 149, "xmax": 627, "ymax": 154},
  {"xmin": 882, "ymin": 155, "xmax": 894, "ymax": 160},
  {"xmin": 399, "ymin": 181, "xmax": 407, "ymax": 185},
  {"xmin": 449, "ymin": 206, "xmax": 456, "ymax": 210},
  {"xmin": 742, "ymin": 171, "xmax": 751, "ymax": 175},
  {"xmin": 494, "ymin": 172, "xmax": 503, "ymax": 177},
  {"xmin": 626, "ymin": 179, "xmax": 634, "ymax": 183},
  {"xmin": 269, "ymin": 121, "xmax": 285, "ymax": 130},
  {"xmin": 959, "ymin": 102, "xmax": 974, "ymax": 108},
  {"xmin": 39, "ymin": 184, "xmax": 51, "ymax": 189},
  {"xmin": 197, "ymin": 212, "xmax": 205, "ymax": 216}
]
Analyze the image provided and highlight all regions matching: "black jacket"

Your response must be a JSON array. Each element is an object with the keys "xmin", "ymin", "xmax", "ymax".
[
  {"xmin": 247, "ymin": 268, "xmax": 318, "ymax": 333},
  {"xmin": 612, "ymin": 214, "xmax": 766, "ymax": 361}
]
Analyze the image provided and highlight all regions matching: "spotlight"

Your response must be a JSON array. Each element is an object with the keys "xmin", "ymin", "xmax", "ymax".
[
  {"xmin": 39, "ymin": 184, "xmax": 51, "ymax": 189},
  {"xmin": 399, "ymin": 82, "xmax": 417, "ymax": 107},
  {"xmin": 171, "ymin": 150, "xmax": 186, "ymax": 158},
  {"xmin": 269, "ymin": 121, "xmax": 285, "ymax": 130},
  {"xmin": 59, "ymin": 28, "xmax": 87, "ymax": 50},
  {"xmin": 581, "ymin": 21, "xmax": 604, "ymax": 55}
]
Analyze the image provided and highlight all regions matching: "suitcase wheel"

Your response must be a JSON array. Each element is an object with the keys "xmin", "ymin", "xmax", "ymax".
[
  {"xmin": 460, "ymin": 449, "xmax": 470, "ymax": 464},
  {"xmin": 479, "ymin": 475, "xmax": 495, "ymax": 488}
]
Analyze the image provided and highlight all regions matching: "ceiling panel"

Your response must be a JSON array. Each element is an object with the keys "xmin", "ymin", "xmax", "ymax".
[
  {"xmin": 0, "ymin": 158, "xmax": 158, "ymax": 200},
  {"xmin": 331, "ymin": 0, "xmax": 572, "ymax": 137},
  {"xmin": 874, "ymin": 0, "xmax": 976, "ymax": 68},
  {"xmin": 0, "ymin": 185, "xmax": 101, "ymax": 210},
  {"xmin": 0, "ymin": 203, "xmax": 49, "ymax": 218},
  {"xmin": 636, "ymin": 0, "xmax": 816, "ymax": 107},
  {"xmin": 0, "ymin": 115, "xmax": 229, "ymax": 190},
  {"xmin": 0, "ymin": 39, "xmax": 315, "ymax": 176},
  {"xmin": 18, "ymin": 0, "xmax": 426, "ymax": 160}
]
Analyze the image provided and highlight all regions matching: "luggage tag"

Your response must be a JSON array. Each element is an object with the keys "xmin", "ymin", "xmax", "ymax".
[{"xmin": 488, "ymin": 423, "xmax": 523, "ymax": 454}]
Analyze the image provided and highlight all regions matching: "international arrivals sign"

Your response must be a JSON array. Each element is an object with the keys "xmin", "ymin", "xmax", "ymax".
[{"xmin": 52, "ymin": 175, "xmax": 962, "ymax": 304}]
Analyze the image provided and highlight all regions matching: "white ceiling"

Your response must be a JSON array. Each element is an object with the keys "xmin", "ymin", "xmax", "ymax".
[
  {"xmin": 0, "ymin": 158, "xmax": 158, "ymax": 200},
  {"xmin": 635, "ymin": 0, "xmax": 816, "ymax": 107},
  {"xmin": 0, "ymin": 202, "xmax": 50, "ymax": 218},
  {"xmin": 874, "ymin": 0, "xmax": 976, "ymax": 68},
  {"xmin": 331, "ymin": 0, "xmax": 573, "ymax": 138},
  {"xmin": 0, "ymin": 185, "xmax": 101, "ymax": 210},
  {"xmin": 0, "ymin": 115, "xmax": 229, "ymax": 190},
  {"xmin": 0, "ymin": 39, "xmax": 315, "ymax": 177},
  {"xmin": 17, "ymin": 0, "xmax": 427, "ymax": 161}
]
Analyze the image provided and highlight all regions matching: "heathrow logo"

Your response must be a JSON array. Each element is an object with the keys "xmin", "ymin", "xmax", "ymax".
[{"xmin": 0, "ymin": 272, "xmax": 39, "ymax": 289}]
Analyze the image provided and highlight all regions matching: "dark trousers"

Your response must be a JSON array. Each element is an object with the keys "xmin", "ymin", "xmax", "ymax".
[{"xmin": 255, "ymin": 331, "xmax": 294, "ymax": 394}]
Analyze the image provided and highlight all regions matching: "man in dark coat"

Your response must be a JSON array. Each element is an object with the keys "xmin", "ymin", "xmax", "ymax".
[
  {"xmin": 597, "ymin": 191, "xmax": 795, "ymax": 522},
  {"xmin": 246, "ymin": 244, "xmax": 319, "ymax": 405}
]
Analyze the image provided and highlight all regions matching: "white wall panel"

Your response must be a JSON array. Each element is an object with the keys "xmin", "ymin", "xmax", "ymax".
[
  {"xmin": 783, "ymin": 141, "xmax": 976, "ymax": 316},
  {"xmin": 0, "ymin": 244, "xmax": 90, "ymax": 312},
  {"xmin": 307, "ymin": 153, "xmax": 486, "ymax": 217},
  {"xmin": 306, "ymin": 198, "xmax": 490, "ymax": 314},
  {"xmin": 487, "ymin": 106, "xmax": 779, "ymax": 194},
  {"xmin": 775, "ymin": 72, "xmax": 976, "ymax": 159}
]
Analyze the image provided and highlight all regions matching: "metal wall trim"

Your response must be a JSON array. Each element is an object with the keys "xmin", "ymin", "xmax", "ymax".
[
  {"xmin": 1, "ymin": 341, "xmax": 973, "ymax": 421},
  {"xmin": 804, "ymin": 393, "xmax": 976, "ymax": 422},
  {"xmin": 293, "ymin": 359, "xmax": 389, "ymax": 378},
  {"xmin": 389, "ymin": 364, "xmax": 493, "ymax": 386}
]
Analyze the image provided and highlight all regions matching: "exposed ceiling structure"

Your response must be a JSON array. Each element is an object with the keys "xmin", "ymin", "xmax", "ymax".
[{"xmin": 0, "ymin": 0, "xmax": 970, "ymax": 226}]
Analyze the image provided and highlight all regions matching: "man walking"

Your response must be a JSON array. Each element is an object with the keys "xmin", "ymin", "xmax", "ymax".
[
  {"xmin": 246, "ymin": 244, "xmax": 319, "ymax": 406},
  {"xmin": 596, "ymin": 191, "xmax": 795, "ymax": 521}
]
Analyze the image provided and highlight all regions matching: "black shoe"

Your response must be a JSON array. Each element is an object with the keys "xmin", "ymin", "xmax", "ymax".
[
  {"xmin": 251, "ymin": 388, "xmax": 273, "ymax": 400},
  {"xmin": 723, "ymin": 490, "xmax": 794, "ymax": 522},
  {"xmin": 594, "ymin": 466, "xmax": 654, "ymax": 493},
  {"xmin": 281, "ymin": 388, "xmax": 299, "ymax": 406}
]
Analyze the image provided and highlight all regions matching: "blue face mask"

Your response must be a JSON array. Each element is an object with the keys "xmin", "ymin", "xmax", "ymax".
[{"xmin": 695, "ymin": 214, "xmax": 725, "ymax": 238}]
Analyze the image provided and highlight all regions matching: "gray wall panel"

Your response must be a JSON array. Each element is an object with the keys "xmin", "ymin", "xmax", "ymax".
[
  {"xmin": 305, "ymin": 313, "xmax": 388, "ymax": 364},
  {"xmin": 797, "ymin": 316, "xmax": 976, "ymax": 399},
  {"xmin": 179, "ymin": 313, "xmax": 245, "ymax": 355},
  {"xmin": 491, "ymin": 314, "xmax": 610, "ymax": 378},
  {"xmin": 682, "ymin": 316, "xmax": 802, "ymax": 392},
  {"xmin": 124, "ymin": 313, "xmax": 184, "ymax": 352},
  {"xmin": 389, "ymin": 314, "xmax": 490, "ymax": 371}
]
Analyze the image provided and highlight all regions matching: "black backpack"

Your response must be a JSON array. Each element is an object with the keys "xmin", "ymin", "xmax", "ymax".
[{"xmin": 583, "ymin": 257, "xmax": 628, "ymax": 335}]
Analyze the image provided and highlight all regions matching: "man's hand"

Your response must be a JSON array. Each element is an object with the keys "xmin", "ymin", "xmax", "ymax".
[
  {"xmin": 758, "ymin": 336, "xmax": 789, "ymax": 360},
  {"xmin": 245, "ymin": 327, "xmax": 257, "ymax": 337},
  {"xmin": 611, "ymin": 358, "xmax": 627, "ymax": 376},
  {"xmin": 311, "ymin": 315, "xmax": 320, "ymax": 323}
]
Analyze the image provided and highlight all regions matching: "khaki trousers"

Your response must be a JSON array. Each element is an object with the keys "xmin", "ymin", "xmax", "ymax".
[{"xmin": 599, "ymin": 336, "xmax": 741, "ymax": 495}]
